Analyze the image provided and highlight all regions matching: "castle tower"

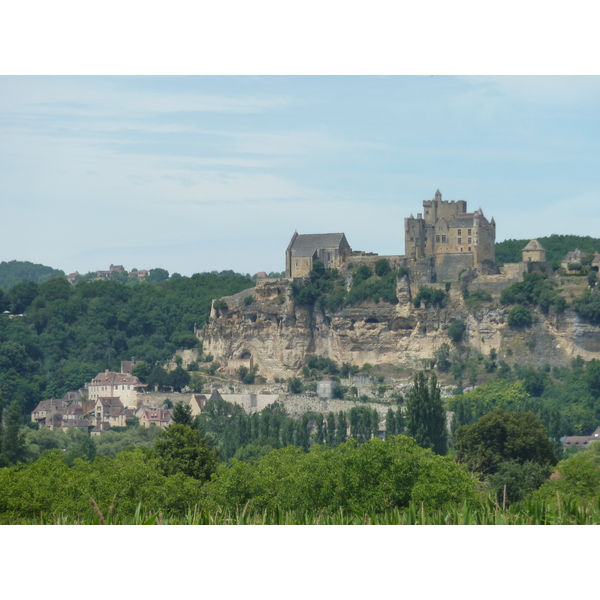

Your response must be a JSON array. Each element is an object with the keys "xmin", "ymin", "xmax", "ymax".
[{"xmin": 522, "ymin": 239, "xmax": 546, "ymax": 262}]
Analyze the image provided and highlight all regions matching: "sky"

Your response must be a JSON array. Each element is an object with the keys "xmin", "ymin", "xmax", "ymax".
[{"xmin": 1, "ymin": 75, "xmax": 600, "ymax": 277}]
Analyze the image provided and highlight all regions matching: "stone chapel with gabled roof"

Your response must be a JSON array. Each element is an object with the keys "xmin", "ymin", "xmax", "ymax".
[{"xmin": 286, "ymin": 232, "xmax": 352, "ymax": 278}]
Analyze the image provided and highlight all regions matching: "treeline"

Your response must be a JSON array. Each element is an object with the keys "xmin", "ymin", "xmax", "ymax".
[
  {"xmin": 447, "ymin": 357, "xmax": 600, "ymax": 438},
  {"xmin": 194, "ymin": 397, "xmax": 397, "ymax": 461},
  {"xmin": 495, "ymin": 234, "xmax": 600, "ymax": 268},
  {"xmin": 0, "ymin": 272, "xmax": 254, "ymax": 414},
  {"xmin": 0, "ymin": 260, "xmax": 65, "ymax": 291}
]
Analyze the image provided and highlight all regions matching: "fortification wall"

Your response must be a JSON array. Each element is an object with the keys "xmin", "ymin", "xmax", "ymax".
[{"xmin": 435, "ymin": 253, "xmax": 474, "ymax": 282}]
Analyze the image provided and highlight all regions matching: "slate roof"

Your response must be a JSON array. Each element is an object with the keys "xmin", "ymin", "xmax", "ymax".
[{"xmin": 289, "ymin": 233, "xmax": 347, "ymax": 254}]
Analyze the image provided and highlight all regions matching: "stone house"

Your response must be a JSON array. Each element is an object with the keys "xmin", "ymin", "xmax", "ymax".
[
  {"xmin": 404, "ymin": 189, "xmax": 496, "ymax": 280},
  {"xmin": 87, "ymin": 370, "xmax": 146, "ymax": 407},
  {"xmin": 138, "ymin": 408, "xmax": 173, "ymax": 429},
  {"xmin": 94, "ymin": 397, "xmax": 125, "ymax": 426},
  {"xmin": 561, "ymin": 248, "xmax": 589, "ymax": 272},
  {"xmin": 285, "ymin": 232, "xmax": 352, "ymax": 278},
  {"xmin": 31, "ymin": 398, "xmax": 67, "ymax": 428}
]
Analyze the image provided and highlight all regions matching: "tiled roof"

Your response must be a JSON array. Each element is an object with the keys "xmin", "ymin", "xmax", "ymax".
[
  {"xmin": 97, "ymin": 396, "xmax": 125, "ymax": 408},
  {"xmin": 91, "ymin": 371, "xmax": 145, "ymax": 386}
]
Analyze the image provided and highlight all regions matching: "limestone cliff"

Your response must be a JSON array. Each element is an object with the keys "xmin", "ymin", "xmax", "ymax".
[{"xmin": 200, "ymin": 278, "xmax": 600, "ymax": 380}]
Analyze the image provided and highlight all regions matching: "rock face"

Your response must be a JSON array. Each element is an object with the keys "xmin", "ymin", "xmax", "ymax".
[{"xmin": 200, "ymin": 278, "xmax": 600, "ymax": 380}]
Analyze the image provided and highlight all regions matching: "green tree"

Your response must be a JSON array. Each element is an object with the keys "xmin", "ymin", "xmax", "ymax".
[
  {"xmin": 455, "ymin": 409, "xmax": 557, "ymax": 476},
  {"xmin": 507, "ymin": 305, "xmax": 533, "ymax": 328},
  {"xmin": 405, "ymin": 372, "xmax": 447, "ymax": 455},
  {"xmin": 434, "ymin": 343, "xmax": 451, "ymax": 372},
  {"xmin": 154, "ymin": 424, "xmax": 219, "ymax": 481},
  {"xmin": 167, "ymin": 366, "xmax": 191, "ymax": 392},
  {"xmin": 288, "ymin": 377, "xmax": 303, "ymax": 394},
  {"xmin": 448, "ymin": 319, "xmax": 466, "ymax": 343},
  {"xmin": 172, "ymin": 402, "xmax": 193, "ymax": 426},
  {"xmin": 2, "ymin": 400, "xmax": 27, "ymax": 465},
  {"xmin": 148, "ymin": 268, "xmax": 169, "ymax": 283},
  {"xmin": 131, "ymin": 362, "xmax": 151, "ymax": 383}
]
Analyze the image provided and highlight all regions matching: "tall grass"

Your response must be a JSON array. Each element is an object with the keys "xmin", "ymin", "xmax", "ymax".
[{"xmin": 10, "ymin": 496, "xmax": 600, "ymax": 525}]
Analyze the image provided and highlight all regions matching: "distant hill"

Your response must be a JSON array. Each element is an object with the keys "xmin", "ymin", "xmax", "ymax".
[
  {"xmin": 496, "ymin": 235, "xmax": 600, "ymax": 268},
  {"xmin": 0, "ymin": 260, "xmax": 65, "ymax": 290}
]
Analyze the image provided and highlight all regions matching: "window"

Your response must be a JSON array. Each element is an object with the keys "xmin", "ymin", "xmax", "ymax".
[
  {"xmin": 458, "ymin": 238, "xmax": 462, "ymax": 245},
  {"xmin": 410, "ymin": 237, "xmax": 413, "ymax": 241},
  {"xmin": 442, "ymin": 235, "xmax": 446, "ymax": 243},
  {"xmin": 468, "ymin": 238, "xmax": 472, "ymax": 244},
  {"xmin": 458, "ymin": 229, "xmax": 462, "ymax": 236},
  {"xmin": 436, "ymin": 235, "xmax": 440, "ymax": 243},
  {"xmin": 468, "ymin": 229, "xmax": 471, "ymax": 235},
  {"xmin": 468, "ymin": 247, "xmax": 471, "ymax": 251}
]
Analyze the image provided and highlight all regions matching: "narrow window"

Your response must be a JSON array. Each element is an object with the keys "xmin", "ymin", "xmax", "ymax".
[
  {"xmin": 436, "ymin": 235, "xmax": 440, "ymax": 243},
  {"xmin": 458, "ymin": 229, "xmax": 462, "ymax": 236},
  {"xmin": 468, "ymin": 229, "xmax": 472, "ymax": 235},
  {"xmin": 468, "ymin": 238, "xmax": 472, "ymax": 244},
  {"xmin": 442, "ymin": 235, "xmax": 446, "ymax": 243},
  {"xmin": 458, "ymin": 238, "xmax": 462, "ymax": 245}
]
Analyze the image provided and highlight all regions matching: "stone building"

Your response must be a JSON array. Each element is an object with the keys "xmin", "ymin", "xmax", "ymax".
[
  {"xmin": 86, "ymin": 370, "xmax": 146, "ymax": 407},
  {"xmin": 561, "ymin": 248, "xmax": 588, "ymax": 272},
  {"xmin": 522, "ymin": 239, "xmax": 546, "ymax": 262},
  {"xmin": 404, "ymin": 189, "xmax": 496, "ymax": 281},
  {"xmin": 285, "ymin": 232, "xmax": 352, "ymax": 278}
]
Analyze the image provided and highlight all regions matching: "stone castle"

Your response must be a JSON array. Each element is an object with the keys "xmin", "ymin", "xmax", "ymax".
[{"xmin": 286, "ymin": 189, "xmax": 498, "ymax": 282}]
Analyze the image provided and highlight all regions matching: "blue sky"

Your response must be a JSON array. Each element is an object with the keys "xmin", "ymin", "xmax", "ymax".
[{"xmin": 1, "ymin": 76, "xmax": 599, "ymax": 276}]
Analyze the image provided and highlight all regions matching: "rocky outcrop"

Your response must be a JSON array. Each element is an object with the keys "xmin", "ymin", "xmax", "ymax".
[{"xmin": 200, "ymin": 278, "xmax": 600, "ymax": 380}]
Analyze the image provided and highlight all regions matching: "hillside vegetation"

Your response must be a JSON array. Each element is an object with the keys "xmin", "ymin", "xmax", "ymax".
[
  {"xmin": 496, "ymin": 235, "xmax": 600, "ymax": 267},
  {"xmin": 0, "ymin": 272, "xmax": 254, "ymax": 411},
  {"xmin": 0, "ymin": 260, "xmax": 65, "ymax": 291}
]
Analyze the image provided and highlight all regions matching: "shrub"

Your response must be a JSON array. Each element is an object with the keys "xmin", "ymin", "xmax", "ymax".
[
  {"xmin": 507, "ymin": 305, "xmax": 533, "ymax": 328},
  {"xmin": 213, "ymin": 299, "xmax": 228, "ymax": 311},
  {"xmin": 244, "ymin": 295, "xmax": 255, "ymax": 306},
  {"xmin": 448, "ymin": 319, "xmax": 466, "ymax": 343},
  {"xmin": 375, "ymin": 259, "xmax": 392, "ymax": 277}
]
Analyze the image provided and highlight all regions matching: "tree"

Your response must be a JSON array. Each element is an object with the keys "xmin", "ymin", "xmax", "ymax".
[
  {"xmin": 405, "ymin": 372, "xmax": 447, "ymax": 455},
  {"xmin": 147, "ymin": 365, "xmax": 168, "ymax": 391},
  {"xmin": 154, "ymin": 424, "xmax": 219, "ymax": 481},
  {"xmin": 434, "ymin": 343, "xmax": 451, "ymax": 372},
  {"xmin": 148, "ymin": 268, "xmax": 169, "ymax": 283},
  {"xmin": 167, "ymin": 366, "xmax": 191, "ymax": 392},
  {"xmin": 2, "ymin": 400, "xmax": 27, "ymax": 465},
  {"xmin": 448, "ymin": 319, "xmax": 466, "ymax": 343},
  {"xmin": 375, "ymin": 259, "xmax": 391, "ymax": 277},
  {"xmin": 507, "ymin": 305, "xmax": 533, "ymax": 328},
  {"xmin": 288, "ymin": 377, "xmax": 303, "ymax": 394},
  {"xmin": 455, "ymin": 409, "xmax": 557, "ymax": 476},
  {"xmin": 172, "ymin": 402, "xmax": 194, "ymax": 426},
  {"xmin": 131, "ymin": 362, "xmax": 151, "ymax": 383}
]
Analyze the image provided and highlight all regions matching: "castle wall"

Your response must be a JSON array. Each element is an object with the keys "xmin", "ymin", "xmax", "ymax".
[
  {"xmin": 474, "ymin": 222, "xmax": 496, "ymax": 264},
  {"xmin": 435, "ymin": 253, "xmax": 474, "ymax": 282}
]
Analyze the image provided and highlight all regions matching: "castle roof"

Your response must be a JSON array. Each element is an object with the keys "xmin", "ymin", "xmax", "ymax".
[
  {"xmin": 91, "ymin": 371, "xmax": 146, "ymax": 387},
  {"xmin": 523, "ymin": 239, "xmax": 545, "ymax": 251},
  {"xmin": 448, "ymin": 212, "xmax": 492, "ymax": 229},
  {"xmin": 288, "ymin": 233, "xmax": 349, "ymax": 257}
]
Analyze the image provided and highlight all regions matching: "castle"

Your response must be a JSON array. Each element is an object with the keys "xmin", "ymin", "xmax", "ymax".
[{"xmin": 286, "ymin": 189, "xmax": 497, "ymax": 281}]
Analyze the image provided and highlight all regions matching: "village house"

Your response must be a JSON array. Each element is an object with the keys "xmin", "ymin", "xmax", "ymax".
[
  {"xmin": 94, "ymin": 396, "xmax": 135, "ymax": 427},
  {"xmin": 562, "ymin": 427, "xmax": 600, "ymax": 449},
  {"xmin": 137, "ymin": 407, "xmax": 173, "ymax": 429},
  {"xmin": 86, "ymin": 370, "xmax": 146, "ymax": 407},
  {"xmin": 561, "ymin": 248, "xmax": 589, "ymax": 272},
  {"xmin": 31, "ymin": 398, "xmax": 94, "ymax": 432},
  {"xmin": 31, "ymin": 398, "xmax": 68, "ymax": 428}
]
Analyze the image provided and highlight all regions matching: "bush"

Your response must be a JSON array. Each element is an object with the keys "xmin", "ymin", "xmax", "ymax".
[
  {"xmin": 414, "ymin": 286, "xmax": 447, "ymax": 309},
  {"xmin": 244, "ymin": 295, "xmax": 255, "ymax": 306},
  {"xmin": 213, "ymin": 299, "xmax": 228, "ymax": 311},
  {"xmin": 375, "ymin": 259, "xmax": 391, "ymax": 277},
  {"xmin": 448, "ymin": 319, "xmax": 466, "ymax": 343},
  {"xmin": 507, "ymin": 305, "xmax": 533, "ymax": 328},
  {"xmin": 288, "ymin": 377, "xmax": 303, "ymax": 394}
]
